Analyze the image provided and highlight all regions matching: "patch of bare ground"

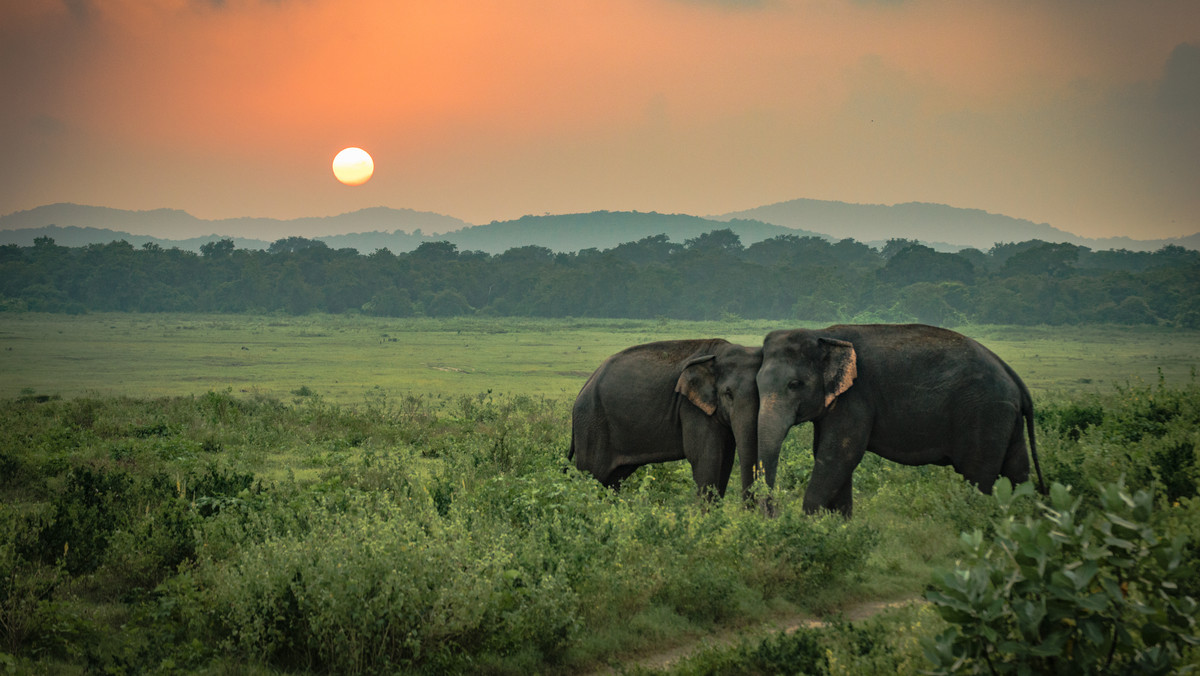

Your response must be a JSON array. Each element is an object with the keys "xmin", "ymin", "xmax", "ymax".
[{"xmin": 585, "ymin": 596, "xmax": 923, "ymax": 675}]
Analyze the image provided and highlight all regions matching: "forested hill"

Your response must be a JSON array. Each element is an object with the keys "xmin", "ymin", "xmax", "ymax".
[
  {"xmin": 443, "ymin": 212, "xmax": 820, "ymax": 253},
  {"xmin": 3, "ymin": 229, "xmax": 1198, "ymax": 327}
]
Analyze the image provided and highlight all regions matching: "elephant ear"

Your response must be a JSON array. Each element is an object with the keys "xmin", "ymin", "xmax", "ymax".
[
  {"xmin": 820, "ymin": 338, "xmax": 857, "ymax": 409},
  {"xmin": 675, "ymin": 354, "xmax": 718, "ymax": 416}
]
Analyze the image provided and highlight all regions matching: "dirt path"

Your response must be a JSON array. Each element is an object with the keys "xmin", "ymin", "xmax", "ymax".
[{"xmin": 586, "ymin": 596, "xmax": 923, "ymax": 675}]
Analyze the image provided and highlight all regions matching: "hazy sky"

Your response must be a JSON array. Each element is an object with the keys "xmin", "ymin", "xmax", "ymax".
[{"xmin": 2, "ymin": 1, "xmax": 1197, "ymax": 239}]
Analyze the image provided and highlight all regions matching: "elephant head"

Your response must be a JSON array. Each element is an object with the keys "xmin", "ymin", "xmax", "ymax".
[
  {"xmin": 674, "ymin": 344, "xmax": 762, "ymax": 496},
  {"xmin": 755, "ymin": 330, "xmax": 857, "ymax": 489}
]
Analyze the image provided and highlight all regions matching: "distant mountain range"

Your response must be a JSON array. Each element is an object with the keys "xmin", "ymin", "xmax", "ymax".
[
  {"xmin": 2, "ymin": 201, "xmax": 1196, "ymax": 254},
  {"xmin": 712, "ymin": 198, "xmax": 1200, "ymax": 252},
  {"xmin": 0, "ymin": 203, "xmax": 470, "ymax": 242},
  {"xmin": 434, "ymin": 212, "xmax": 818, "ymax": 253}
]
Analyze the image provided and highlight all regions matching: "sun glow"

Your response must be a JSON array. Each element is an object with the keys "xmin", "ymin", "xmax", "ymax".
[{"xmin": 332, "ymin": 147, "xmax": 374, "ymax": 186}]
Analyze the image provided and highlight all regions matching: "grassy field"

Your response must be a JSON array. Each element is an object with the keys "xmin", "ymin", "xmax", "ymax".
[
  {"xmin": 2, "ymin": 313, "xmax": 1198, "ymax": 673},
  {"xmin": 3, "ymin": 313, "xmax": 1199, "ymax": 403}
]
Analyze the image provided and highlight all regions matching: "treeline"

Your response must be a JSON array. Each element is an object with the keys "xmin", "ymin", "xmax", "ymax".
[{"xmin": 2, "ymin": 231, "xmax": 1199, "ymax": 326}]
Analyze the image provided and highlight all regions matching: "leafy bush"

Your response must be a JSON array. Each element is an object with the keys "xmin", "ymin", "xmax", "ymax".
[
  {"xmin": 644, "ymin": 627, "xmax": 829, "ymax": 676},
  {"xmin": 0, "ymin": 509, "xmax": 67, "ymax": 655},
  {"xmin": 923, "ymin": 478, "xmax": 1199, "ymax": 674},
  {"xmin": 1042, "ymin": 400, "xmax": 1105, "ymax": 441},
  {"xmin": 188, "ymin": 465, "xmax": 260, "ymax": 517},
  {"xmin": 738, "ymin": 506, "xmax": 879, "ymax": 601},
  {"xmin": 202, "ymin": 495, "xmax": 581, "ymax": 674},
  {"xmin": 821, "ymin": 604, "xmax": 945, "ymax": 676},
  {"xmin": 1039, "ymin": 376, "xmax": 1200, "ymax": 506},
  {"xmin": 36, "ymin": 466, "xmax": 133, "ymax": 575},
  {"xmin": 1163, "ymin": 497, "xmax": 1200, "ymax": 601},
  {"xmin": 100, "ymin": 497, "xmax": 197, "ymax": 591}
]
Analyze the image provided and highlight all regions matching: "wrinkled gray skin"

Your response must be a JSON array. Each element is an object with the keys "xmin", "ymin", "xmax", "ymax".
[
  {"xmin": 570, "ymin": 339, "xmax": 762, "ymax": 499},
  {"xmin": 757, "ymin": 324, "xmax": 1046, "ymax": 517}
]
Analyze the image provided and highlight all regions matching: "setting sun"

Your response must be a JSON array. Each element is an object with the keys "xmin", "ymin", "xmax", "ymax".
[{"xmin": 332, "ymin": 147, "xmax": 374, "ymax": 186}]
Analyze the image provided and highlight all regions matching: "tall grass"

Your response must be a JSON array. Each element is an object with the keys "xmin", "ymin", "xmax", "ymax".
[
  {"xmin": 1, "ymin": 372, "xmax": 1197, "ymax": 673},
  {"xmin": 1, "ymin": 391, "xmax": 878, "ymax": 673}
]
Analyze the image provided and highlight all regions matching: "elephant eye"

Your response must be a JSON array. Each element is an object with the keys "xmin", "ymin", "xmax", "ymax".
[
  {"xmin": 787, "ymin": 380, "xmax": 803, "ymax": 390},
  {"xmin": 722, "ymin": 387, "xmax": 734, "ymax": 399}
]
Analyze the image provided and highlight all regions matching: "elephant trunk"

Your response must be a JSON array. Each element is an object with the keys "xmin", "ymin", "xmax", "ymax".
[{"xmin": 757, "ymin": 397, "xmax": 792, "ymax": 489}]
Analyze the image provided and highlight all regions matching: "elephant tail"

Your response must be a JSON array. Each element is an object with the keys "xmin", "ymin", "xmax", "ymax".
[
  {"xmin": 1025, "ymin": 400, "xmax": 1047, "ymax": 495},
  {"xmin": 561, "ymin": 436, "xmax": 578, "ymax": 476},
  {"xmin": 1008, "ymin": 363, "xmax": 1047, "ymax": 495}
]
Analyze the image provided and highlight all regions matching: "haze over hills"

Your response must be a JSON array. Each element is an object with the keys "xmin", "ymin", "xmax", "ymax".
[
  {"xmin": 712, "ymin": 198, "xmax": 1200, "ymax": 252},
  {"xmin": 0, "ymin": 207, "xmax": 812, "ymax": 254},
  {"xmin": 2, "ymin": 200, "xmax": 1197, "ymax": 254},
  {"xmin": 0, "ymin": 203, "xmax": 470, "ymax": 241}
]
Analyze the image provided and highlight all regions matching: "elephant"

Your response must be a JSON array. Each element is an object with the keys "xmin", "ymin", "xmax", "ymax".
[
  {"xmin": 569, "ymin": 339, "xmax": 762, "ymax": 500},
  {"xmin": 755, "ymin": 324, "xmax": 1046, "ymax": 517}
]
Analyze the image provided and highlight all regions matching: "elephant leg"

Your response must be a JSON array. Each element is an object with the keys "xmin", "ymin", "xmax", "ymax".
[
  {"xmin": 604, "ymin": 464, "xmax": 639, "ymax": 491},
  {"xmin": 717, "ymin": 447, "xmax": 736, "ymax": 500},
  {"xmin": 954, "ymin": 403, "xmax": 1019, "ymax": 494},
  {"xmin": 682, "ymin": 409, "xmax": 733, "ymax": 499},
  {"xmin": 689, "ymin": 449, "xmax": 729, "ymax": 499},
  {"xmin": 830, "ymin": 474, "xmax": 854, "ymax": 518},
  {"xmin": 803, "ymin": 417, "xmax": 867, "ymax": 516}
]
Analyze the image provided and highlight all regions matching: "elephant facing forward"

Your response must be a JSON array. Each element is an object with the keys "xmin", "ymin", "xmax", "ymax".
[
  {"xmin": 570, "ymin": 339, "xmax": 762, "ymax": 500},
  {"xmin": 755, "ymin": 324, "xmax": 1046, "ymax": 517}
]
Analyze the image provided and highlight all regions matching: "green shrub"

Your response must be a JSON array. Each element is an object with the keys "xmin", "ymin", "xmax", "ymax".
[
  {"xmin": 649, "ymin": 627, "xmax": 829, "ymax": 676},
  {"xmin": 1161, "ymin": 496, "xmax": 1200, "ymax": 603},
  {"xmin": 1042, "ymin": 400, "xmax": 1105, "ymax": 441},
  {"xmin": 37, "ymin": 466, "xmax": 133, "ymax": 575},
  {"xmin": 188, "ymin": 465, "xmax": 260, "ymax": 517},
  {"xmin": 0, "ymin": 452, "xmax": 30, "ymax": 492},
  {"xmin": 652, "ymin": 551, "xmax": 744, "ymax": 624},
  {"xmin": 200, "ymin": 494, "xmax": 582, "ymax": 674},
  {"xmin": 923, "ymin": 478, "xmax": 1200, "ymax": 674},
  {"xmin": 1039, "ymin": 377, "xmax": 1200, "ymax": 506},
  {"xmin": 100, "ymin": 498, "xmax": 198, "ymax": 591},
  {"xmin": 0, "ymin": 509, "xmax": 67, "ymax": 655},
  {"xmin": 742, "ymin": 506, "xmax": 878, "ymax": 600},
  {"xmin": 822, "ymin": 604, "xmax": 945, "ymax": 676}
]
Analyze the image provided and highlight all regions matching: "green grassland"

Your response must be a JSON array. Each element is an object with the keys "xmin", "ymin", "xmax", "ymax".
[
  {"xmin": 3, "ymin": 313, "xmax": 1199, "ymax": 402},
  {"xmin": 1, "ymin": 313, "xmax": 1198, "ymax": 674}
]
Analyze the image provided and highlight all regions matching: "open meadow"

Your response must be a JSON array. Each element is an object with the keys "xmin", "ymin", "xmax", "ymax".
[
  {"xmin": 1, "ymin": 313, "xmax": 1198, "ymax": 674},
  {"xmin": 3, "ymin": 313, "xmax": 1199, "ymax": 402}
]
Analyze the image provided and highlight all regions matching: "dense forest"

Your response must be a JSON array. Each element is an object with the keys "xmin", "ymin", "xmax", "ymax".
[{"xmin": 2, "ymin": 231, "xmax": 1199, "ymax": 326}]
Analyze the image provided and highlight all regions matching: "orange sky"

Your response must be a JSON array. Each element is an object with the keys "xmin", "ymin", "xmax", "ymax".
[{"xmin": 1, "ymin": 0, "xmax": 1197, "ymax": 238}]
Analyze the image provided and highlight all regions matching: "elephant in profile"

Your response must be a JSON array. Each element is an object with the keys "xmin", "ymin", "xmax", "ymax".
[
  {"xmin": 569, "ymin": 339, "xmax": 762, "ymax": 500},
  {"xmin": 755, "ymin": 324, "xmax": 1046, "ymax": 517}
]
